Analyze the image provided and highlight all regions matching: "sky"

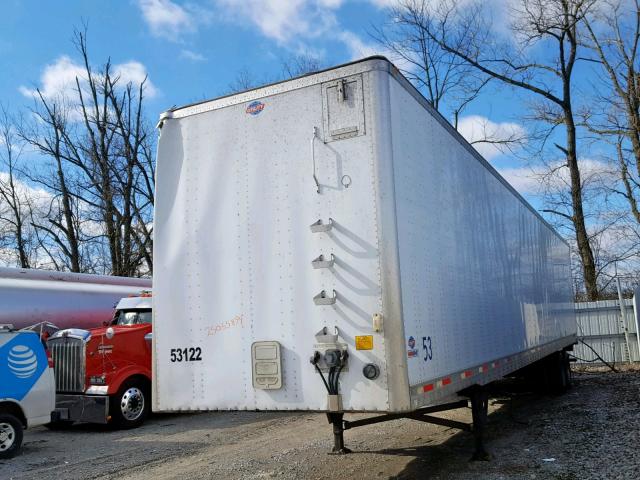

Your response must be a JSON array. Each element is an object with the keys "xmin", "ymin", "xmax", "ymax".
[{"xmin": 0, "ymin": 0, "xmax": 588, "ymax": 206}]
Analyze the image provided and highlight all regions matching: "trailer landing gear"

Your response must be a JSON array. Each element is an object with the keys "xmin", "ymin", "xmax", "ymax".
[
  {"xmin": 327, "ymin": 399, "xmax": 476, "ymax": 455},
  {"xmin": 327, "ymin": 413, "xmax": 351, "ymax": 454},
  {"xmin": 469, "ymin": 386, "xmax": 490, "ymax": 461}
]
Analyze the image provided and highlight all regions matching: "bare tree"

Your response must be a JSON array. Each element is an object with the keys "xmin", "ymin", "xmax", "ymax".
[
  {"xmin": 68, "ymin": 30, "xmax": 132, "ymax": 276},
  {"xmin": 20, "ymin": 94, "xmax": 84, "ymax": 272},
  {"xmin": 582, "ymin": 1, "xmax": 640, "ymax": 225},
  {"xmin": 227, "ymin": 67, "xmax": 260, "ymax": 94},
  {"xmin": 7, "ymin": 27, "xmax": 154, "ymax": 277},
  {"xmin": 534, "ymin": 153, "xmax": 637, "ymax": 294},
  {"xmin": 225, "ymin": 55, "xmax": 323, "ymax": 96},
  {"xmin": 45, "ymin": 29, "xmax": 154, "ymax": 276},
  {"xmin": 374, "ymin": 1, "xmax": 529, "ymax": 165},
  {"xmin": 281, "ymin": 54, "xmax": 323, "ymax": 78},
  {"xmin": 419, "ymin": 0, "xmax": 600, "ymax": 299},
  {"xmin": 106, "ymin": 75, "xmax": 155, "ymax": 274},
  {"xmin": 374, "ymin": 1, "xmax": 492, "ymax": 124},
  {"xmin": 0, "ymin": 105, "xmax": 32, "ymax": 267}
]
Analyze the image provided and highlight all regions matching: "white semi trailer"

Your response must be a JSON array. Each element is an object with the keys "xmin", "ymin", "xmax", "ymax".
[
  {"xmin": 0, "ymin": 267, "xmax": 151, "ymax": 330},
  {"xmin": 152, "ymin": 57, "xmax": 576, "ymax": 457}
]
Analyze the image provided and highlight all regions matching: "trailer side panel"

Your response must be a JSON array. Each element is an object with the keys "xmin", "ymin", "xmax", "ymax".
[{"xmin": 386, "ymin": 73, "xmax": 575, "ymax": 405}]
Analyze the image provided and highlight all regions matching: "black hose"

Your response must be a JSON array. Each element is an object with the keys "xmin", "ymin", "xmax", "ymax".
[
  {"xmin": 568, "ymin": 353, "xmax": 599, "ymax": 363},
  {"xmin": 328, "ymin": 367, "xmax": 336, "ymax": 394},
  {"xmin": 333, "ymin": 364, "xmax": 344, "ymax": 394},
  {"xmin": 577, "ymin": 339, "xmax": 618, "ymax": 373},
  {"xmin": 314, "ymin": 364, "xmax": 331, "ymax": 392}
]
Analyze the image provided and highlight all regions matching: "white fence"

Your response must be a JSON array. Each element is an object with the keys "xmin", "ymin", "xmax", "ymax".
[{"xmin": 574, "ymin": 295, "xmax": 640, "ymax": 364}]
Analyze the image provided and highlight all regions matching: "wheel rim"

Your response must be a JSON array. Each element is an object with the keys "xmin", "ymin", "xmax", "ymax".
[
  {"xmin": 0, "ymin": 422, "xmax": 16, "ymax": 452},
  {"xmin": 120, "ymin": 387, "xmax": 145, "ymax": 421}
]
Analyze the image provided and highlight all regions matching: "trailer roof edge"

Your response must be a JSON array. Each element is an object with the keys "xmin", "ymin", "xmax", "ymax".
[{"xmin": 160, "ymin": 56, "xmax": 391, "ymax": 118}]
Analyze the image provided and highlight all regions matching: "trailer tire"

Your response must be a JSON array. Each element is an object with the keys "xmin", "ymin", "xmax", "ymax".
[
  {"xmin": 0, "ymin": 413, "xmax": 23, "ymax": 459},
  {"xmin": 109, "ymin": 378, "xmax": 150, "ymax": 429}
]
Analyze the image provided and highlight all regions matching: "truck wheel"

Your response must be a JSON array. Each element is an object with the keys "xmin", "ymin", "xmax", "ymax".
[
  {"xmin": 0, "ymin": 414, "xmax": 23, "ymax": 459},
  {"xmin": 109, "ymin": 379, "xmax": 150, "ymax": 429}
]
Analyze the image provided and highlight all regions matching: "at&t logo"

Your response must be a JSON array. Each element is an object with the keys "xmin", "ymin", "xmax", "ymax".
[{"xmin": 8, "ymin": 345, "xmax": 38, "ymax": 379}]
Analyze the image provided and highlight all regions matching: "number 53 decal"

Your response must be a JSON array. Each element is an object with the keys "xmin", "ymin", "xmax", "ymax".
[{"xmin": 422, "ymin": 336, "xmax": 433, "ymax": 362}]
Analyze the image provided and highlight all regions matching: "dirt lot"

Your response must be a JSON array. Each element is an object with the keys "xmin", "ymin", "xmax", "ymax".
[{"xmin": 2, "ymin": 369, "xmax": 639, "ymax": 480}]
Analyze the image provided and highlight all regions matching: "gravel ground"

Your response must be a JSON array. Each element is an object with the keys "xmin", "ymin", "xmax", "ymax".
[{"xmin": 2, "ymin": 369, "xmax": 638, "ymax": 480}]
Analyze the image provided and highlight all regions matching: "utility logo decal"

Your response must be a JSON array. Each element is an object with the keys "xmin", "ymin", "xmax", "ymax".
[
  {"xmin": 8, "ymin": 345, "xmax": 38, "ymax": 378},
  {"xmin": 407, "ymin": 336, "xmax": 418, "ymax": 358},
  {"xmin": 246, "ymin": 101, "xmax": 265, "ymax": 116},
  {"xmin": 0, "ymin": 333, "xmax": 47, "ymax": 401}
]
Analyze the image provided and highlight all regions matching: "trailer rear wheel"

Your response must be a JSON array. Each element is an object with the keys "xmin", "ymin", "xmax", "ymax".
[
  {"xmin": 0, "ymin": 413, "xmax": 23, "ymax": 459},
  {"xmin": 109, "ymin": 379, "xmax": 150, "ymax": 429},
  {"xmin": 547, "ymin": 351, "xmax": 571, "ymax": 394}
]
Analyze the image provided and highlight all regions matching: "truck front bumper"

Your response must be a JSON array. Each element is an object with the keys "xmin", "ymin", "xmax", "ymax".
[{"xmin": 53, "ymin": 394, "xmax": 109, "ymax": 424}]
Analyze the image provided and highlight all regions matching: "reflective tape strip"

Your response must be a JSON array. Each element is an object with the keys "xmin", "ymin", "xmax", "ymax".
[
  {"xmin": 460, "ymin": 370, "xmax": 473, "ymax": 379},
  {"xmin": 438, "ymin": 377, "xmax": 452, "ymax": 388},
  {"xmin": 479, "ymin": 364, "xmax": 489, "ymax": 373},
  {"xmin": 423, "ymin": 383, "xmax": 434, "ymax": 393},
  {"xmin": 492, "ymin": 361, "xmax": 499, "ymax": 368}
]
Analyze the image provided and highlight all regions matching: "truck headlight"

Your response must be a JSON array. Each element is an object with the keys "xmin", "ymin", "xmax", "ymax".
[{"xmin": 86, "ymin": 385, "xmax": 109, "ymax": 395}]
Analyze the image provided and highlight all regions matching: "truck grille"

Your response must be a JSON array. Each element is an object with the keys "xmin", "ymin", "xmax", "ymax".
[{"xmin": 49, "ymin": 337, "xmax": 86, "ymax": 393}]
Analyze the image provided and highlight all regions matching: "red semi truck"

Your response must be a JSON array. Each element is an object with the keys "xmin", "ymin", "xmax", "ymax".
[{"xmin": 48, "ymin": 293, "xmax": 152, "ymax": 428}]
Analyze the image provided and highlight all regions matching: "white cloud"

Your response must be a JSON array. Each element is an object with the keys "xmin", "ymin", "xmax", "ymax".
[
  {"xmin": 0, "ymin": 172, "xmax": 52, "ymax": 211},
  {"xmin": 498, "ymin": 166, "xmax": 541, "ymax": 194},
  {"xmin": 498, "ymin": 159, "xmax": 615, "ymax": 195},
  {"xmin": 19, "ymin": 56, "xmax": 157, "ymax": 101},
  {"xmin": 19, "ymin": 55, "xmax": 85, "ymax": 100},
  {"xmin": 113, "ymin": 61, "xmax": 158, "ymax": 97},
  {"xmin": 457, "ymin": 115, "xmax": 526, "ymax": 161},
  {"xmin": 339, "ymin": 31, "xmax": 418, "ymax": 73},
  {"xmin": 340, "ymin": 31, "xmax": 380, "ymax": 59},
  {"xmin": 367, "ymin": 0, "xmax": 398, "ymax": 7},
  {"xmin": 180, "ymin": 49, "xmax": 206, "ymax": 62},
  {"xmin": 366, "ymin": 0, "xmax": 481, "ymax": 10},
  {"xmin": 137, "ymin": 0, "xmax": 195, "ymax": 40},
  {"xmin": 213, "ymin": 0, "xmax": 338, "ymax": 44}
]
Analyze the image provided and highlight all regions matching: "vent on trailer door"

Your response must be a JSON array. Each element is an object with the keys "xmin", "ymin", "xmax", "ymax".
[{"xmin": 322, "ymin": 74, "xmax": 365, "ymax": 142}]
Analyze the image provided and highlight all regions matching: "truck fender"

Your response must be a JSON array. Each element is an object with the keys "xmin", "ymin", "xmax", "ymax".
[
  {"xmin": 0, "ymin": 400, "xmax": 27, "ymax": 427},
  {"xmin": 107, "ymin": 367, "xmax": 151, "ymax": 396}
]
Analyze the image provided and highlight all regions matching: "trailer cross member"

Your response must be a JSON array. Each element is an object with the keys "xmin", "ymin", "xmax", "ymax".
[{"xmin": 327, "ymin": 399, "xmax": 471, "ymax": 455}]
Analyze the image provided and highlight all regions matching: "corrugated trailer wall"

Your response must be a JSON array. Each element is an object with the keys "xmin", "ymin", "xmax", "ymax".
[{"xmin": 574, "ymin": 299, "xmax": 640, "ymax": 363}]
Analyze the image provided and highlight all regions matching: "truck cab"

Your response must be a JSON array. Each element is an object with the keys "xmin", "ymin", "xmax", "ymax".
[
  {"xmin": 1, "ymin": 325, "xmax": 55, "ymax": 458},
  {"xmin": 48, "ymin": 293, "xmax": 152, "ymax": 428}
]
